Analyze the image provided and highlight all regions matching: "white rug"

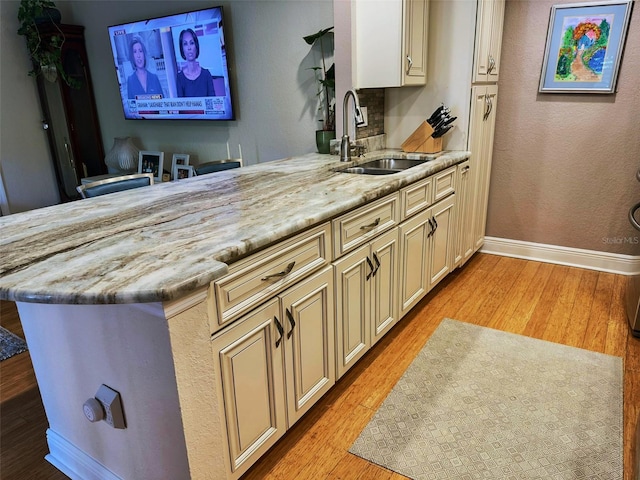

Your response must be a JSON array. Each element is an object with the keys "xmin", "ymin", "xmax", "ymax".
[{"xmin": 349, "ymin": 319, "xmax": 623, "ymax": 479}]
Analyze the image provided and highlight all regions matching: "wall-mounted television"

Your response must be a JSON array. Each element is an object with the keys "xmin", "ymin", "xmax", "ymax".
[{"xmin": 107, "ymin": 6, "xmax": 234, "ymax": 121}]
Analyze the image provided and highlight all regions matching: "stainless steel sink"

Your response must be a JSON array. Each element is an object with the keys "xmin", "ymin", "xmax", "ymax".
[
  {"xmin": 338, "ymin": 167, "xmax": 398, "ymax": 175},
  {"xmin": 336, "ymin": 158, "xmax": 428, "ymax": 175},
  {"xmin": 360, "ymin": 158, "xmax": 427, "ymax": 170}
]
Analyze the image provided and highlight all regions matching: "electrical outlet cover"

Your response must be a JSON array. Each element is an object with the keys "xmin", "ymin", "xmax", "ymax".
[
  {"xmin": 359, "ymin": 106, "xmax": 368, "ymax": 128},
  {"xmin": 95, "ymin": 384, "xmax": 126, "ymax": 429}
]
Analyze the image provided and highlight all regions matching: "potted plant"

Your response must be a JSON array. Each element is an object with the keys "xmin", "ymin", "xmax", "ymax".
[
  {"xmin": 17, "ymin": 0, "xmax": 75, "ymax": 86},
  {"xmin": 303, "ymin": 26, "xmax": 335, "ymax": 154}
]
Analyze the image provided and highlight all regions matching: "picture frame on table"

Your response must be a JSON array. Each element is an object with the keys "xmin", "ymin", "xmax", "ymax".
[
  {"xmin": 138, "ymin": 151, "xmax": 164, "ymax": 183},
  {"xmin": 539, "ymin": 0, "xmax": 633, "ymax": 94},
  {"xmin": 174, "ymin": 165, "xmax": 195, "ymax": 180},
  {"xmin": 171, "ymin": 154, "xmax": 190, "ymax": 179}
]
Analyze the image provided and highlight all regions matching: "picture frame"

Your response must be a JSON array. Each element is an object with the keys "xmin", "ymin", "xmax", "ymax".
[
  {"xmin": 539, "ymin": 0, "xmax": 633, "ymax": 94},
  {"xmin": 171, "ymin": 153, "xmax": 190, "ymax": 180},
  {"xmin": 138, "ymin": 151, "xmax": 164, "ymax": 183},
  {"xmin": 174, "ymin": 165, "xmax": 195, "ymax": 180}
]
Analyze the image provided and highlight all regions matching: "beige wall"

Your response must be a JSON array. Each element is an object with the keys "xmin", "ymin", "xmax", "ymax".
[
  {"xmin": 487, "ymin": 0, "xmax": 640, "ymax": 255},
  {"xmin": 0, "ymin": 0, "xmax": 61, "ymax": 213}
]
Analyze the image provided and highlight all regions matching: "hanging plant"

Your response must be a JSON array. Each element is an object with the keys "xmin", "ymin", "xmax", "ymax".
[{"xmin": 17, "ymin": 0, "xmax": 77, "ymax": 87}]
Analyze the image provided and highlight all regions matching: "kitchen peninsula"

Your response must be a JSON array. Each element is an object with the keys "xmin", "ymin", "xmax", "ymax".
[{"xmin": 0, "ymin": 149, "xmax": 469, "ymax": 480}]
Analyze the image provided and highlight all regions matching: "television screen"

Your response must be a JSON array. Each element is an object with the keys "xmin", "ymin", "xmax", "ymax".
[{"xmin": 107, "ymin": 6, "xmax": 234, "ymax": 120}]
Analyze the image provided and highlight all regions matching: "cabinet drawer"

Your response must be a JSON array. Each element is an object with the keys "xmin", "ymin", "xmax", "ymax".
[
  {"xmin": 433, "ymin": 166, "xmax": 456, "ymax": 203},
  {"xmin": 210, "ymin": 223, "xmax": 331, "ymax": 332},
  {"xmin": 332, "ymin": 193, "xmax": 400, "ymax": 258},
  {"xmin": 400, "ymin": 176, "xmax": 432, "ymax": 220}
]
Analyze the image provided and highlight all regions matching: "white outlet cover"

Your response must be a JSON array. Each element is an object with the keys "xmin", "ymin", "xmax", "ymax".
[
  {"xmin": 95, "ymin": 384, "xmax": 126, "ymax": 429},
  {"xmin": 359, "ymin": 106, "xmax": 368, "ymax": 128}
]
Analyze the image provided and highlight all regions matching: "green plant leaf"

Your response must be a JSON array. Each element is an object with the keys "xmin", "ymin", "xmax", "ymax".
[{"xmin": 303, "ymin": 26, "xmax": 334, "ymax": 45}]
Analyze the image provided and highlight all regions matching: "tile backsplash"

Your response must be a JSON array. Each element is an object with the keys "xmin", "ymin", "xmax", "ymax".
[{"xmin": 356, "ymin": 88, "xmax": 384, "ymax": 140}]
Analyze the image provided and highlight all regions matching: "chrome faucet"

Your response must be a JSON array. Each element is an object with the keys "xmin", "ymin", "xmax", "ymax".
[{"xmin": 340, "ymin": 89, "xmax": 365, "ymax": 162}]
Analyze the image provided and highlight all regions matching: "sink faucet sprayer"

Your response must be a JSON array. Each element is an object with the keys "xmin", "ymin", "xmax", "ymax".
[{"xmin": 340, "ymin": 89, "xmax": 366, "ymax": 162}]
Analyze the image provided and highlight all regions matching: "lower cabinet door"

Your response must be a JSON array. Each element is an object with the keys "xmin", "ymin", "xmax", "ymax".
[
  {"xmin": 280, "ymin": 266, "xmax": 335, "ymax": 426},
  {"xmin": 212, "ymin": 298, "xmax": 287, "ymax": 478},
  {"xmin": 334, "ymin": 244, "xmax": 371, "ymax": 379},
  {"xmin": 455, "ymin": 161, "xmax": 473, "ymax": 266},
  {"xmin": 398, "ymin": 208, "xmax": 432, "ymax": 318},
  {"xmin": 370, "ymin": 228, "xmax": 399, "ymax": 346},
  {"xmin": 429, "ymin": 193, "xmax": 456, "ymax": 288}
]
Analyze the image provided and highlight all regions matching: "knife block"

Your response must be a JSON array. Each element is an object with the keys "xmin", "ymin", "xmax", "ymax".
[{"xmin": 401, "ymin": 121, "xmax": 442, "ymax": 154}]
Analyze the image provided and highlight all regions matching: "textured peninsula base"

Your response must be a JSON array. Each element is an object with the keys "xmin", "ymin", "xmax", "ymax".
[
  {"xmin": 349, "ymin": 319, "xmax": 623, "ymax": 479},
  {"xmin": 0, "ymin": 325, "xmax": 27, "ymax": 361}
]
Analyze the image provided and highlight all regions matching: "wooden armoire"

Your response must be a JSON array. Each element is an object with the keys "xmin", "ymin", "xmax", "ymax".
[{"xmin": 34, "ymin": 23, "xmax": 107, "ymax": 201}]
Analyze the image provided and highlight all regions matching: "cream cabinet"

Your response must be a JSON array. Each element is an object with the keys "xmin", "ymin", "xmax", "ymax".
[
  {"xmin": 211, "ymin": 266, "xmax": 334, "ymax": 479},
  {"xmin": 211, "ymin": 298, "xmax": 285, "ymax": 479},
  {"xmin": 279, "ymin": 266, "xmax": 335, "ymax": 426},
  {"xmin": 454, "ymin": 161, "xmax": 473, "ymax": 266},
  {"xmin": 210, "ymin": 223, "xmax": 331, "ymax": 333},
  {"xmin": 472, "ymin": 0, "xmax": 505, "ymax": 83},
  {"xmin": 398, "ymin": 193, "xmax": 455, "ymax": 317},
  {"xmin": 398, "ymin": 207, "xmax": 432, "ymax": 316},
  {"xmin": 334, "ymin": 227, "xmax": 398, "ymax": 379},
  {"xmin": 398, "ymin": 166, "xmax": 457, "ymax": 317},
  {"xmin": 208, "ymin": 162, "xmax": 464, "ymax": 478},
  {"xmin": 354, "ymin": 0, "xmax": 429, "ymax": 88},
  {"xmin": 428, "ymin": 193, "xmax": 456, "ymax": 287},
  {"xmin": 469, "ymin": 85, "xmax": 498, "ymax": 251}
]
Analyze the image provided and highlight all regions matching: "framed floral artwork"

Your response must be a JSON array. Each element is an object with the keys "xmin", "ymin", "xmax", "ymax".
[{"xmin": 539, "ymin": 0, "xmax": 633, "ymax": 93}]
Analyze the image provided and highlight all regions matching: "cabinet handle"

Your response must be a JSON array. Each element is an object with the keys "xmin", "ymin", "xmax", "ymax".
[
  {"xmin": 432, "ymin": 216, "xmax": 438, "ymax": 233},
  {"xmin": 372, "ymin": 252, "xmax": 381, "ymax": 277},
  {"xmin": 483, "ymin": 95, "xmax": 493, "ymax": 121},
  {"xmin": 427, "ymin": 218, "xmax": 434, "ymax": 237},
  {"xmin": 406, "ymin": 55, "xmax": 413, "ymax": 74},
  {"xmin": 462, "ymin": 166, "xmax": 470, "ymax": 173},
  {"xmin": 285, "ymin": 308, "xmax": 296, "ymax": 339},
  {"xmin": 487, "ymin": 55, "xmax": 495, "ymax": 74},
  {"xmin": 261, "ymin": 261, "xmax": 295, "ymax": 281},
  {"xmin": 274, "ymin": 316, "xmax": 284, "ymax": 348},
  {"xmin": 360, "ymin": 217, "xmax": 381, "ymax": 231},
  {"xmin": 64, "ymin": 138, "xmax": 76, "ymax": 169},
  {"xmin": 366, "ymin": 256, "xmax": 375, "ymax": 280}
]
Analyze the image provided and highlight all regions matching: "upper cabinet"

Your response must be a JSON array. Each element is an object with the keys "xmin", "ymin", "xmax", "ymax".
[
  {"xmin": 354, "ymin": 0, "xmax": 429, "ymax": 88},
  {"xmin": 472, "ymin": 0, "xmax": 505, "ymax": 83}
]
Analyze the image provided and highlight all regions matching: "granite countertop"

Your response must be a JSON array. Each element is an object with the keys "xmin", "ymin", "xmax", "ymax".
[{"xmin": 0, "ymin": 149, "xmax": 470, "ymax": 305}]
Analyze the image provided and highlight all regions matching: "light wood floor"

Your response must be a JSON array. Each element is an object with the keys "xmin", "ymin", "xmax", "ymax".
[{"xmin": 1, "ymin": 253, "xmax": 637, "ymax": 479}]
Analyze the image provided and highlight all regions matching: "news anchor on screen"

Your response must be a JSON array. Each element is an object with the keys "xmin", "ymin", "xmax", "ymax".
[
  {"xmin": 127, "ymin": 36, "xmax": 163, "ymax": 99},
  {"xmin": 176, "ymin": 28, "xmax": 215, "ymax": 97}
]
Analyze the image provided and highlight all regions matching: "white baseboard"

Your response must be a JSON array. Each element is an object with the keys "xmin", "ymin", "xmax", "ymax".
[
  {"xmin": 481, "ymin": 237, "xmax": 640, "ymax": 275},
  {"xmin": 46, "ymin": 429, "xmax": 122, "ymax": 480}
]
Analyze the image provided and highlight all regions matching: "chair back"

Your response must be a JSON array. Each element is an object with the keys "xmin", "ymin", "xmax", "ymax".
[
  {"xmin": 77, "ymin": 173, "xmax": 154, "ymax": 199},
  {"xmin": 194, "ymin": 160, "xmax": 242, "ymax": 176}
]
